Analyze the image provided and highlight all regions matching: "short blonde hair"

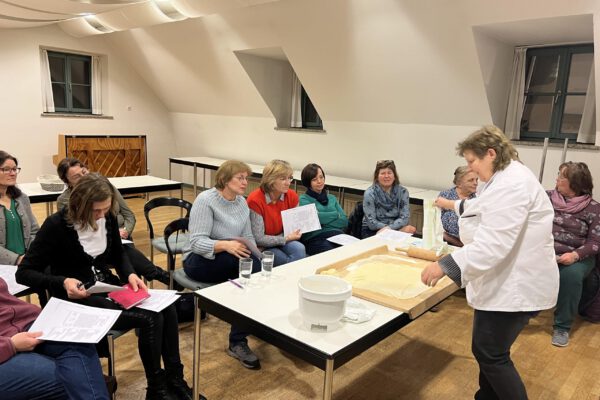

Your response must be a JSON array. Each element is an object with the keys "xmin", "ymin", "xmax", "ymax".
[
  {"xmin": 457, "ymin": 125, "xmax": 519, "ymax": 172},
  {"xmin": 67, "ymin": 173, "xmax": 117, "ymax": 230},
  {"xmin": 260, "ymin": 160, "xmax": 293, "ymax": 192},
  {"xmin": 214, "ymin": 160, "xmax": 252, "ymax": 190}
]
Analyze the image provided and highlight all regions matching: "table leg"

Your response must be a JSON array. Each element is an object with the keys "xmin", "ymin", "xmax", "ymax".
[
  {"xmin": 193, "ymin": 166, "xmax": 198, "ymax": 197},
  {"xmin": 192, "ymin": 296, "xmax": 202, "ymax": 400},
  {"xmin": 169, "ymin": 161, "xmax": 172, "ymax": 180},
  {"xmin": 323, "ymin": 358, "xmax": 334, "ymax": 400}
]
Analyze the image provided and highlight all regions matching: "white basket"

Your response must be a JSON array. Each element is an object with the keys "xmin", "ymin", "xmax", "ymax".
[{"xmin": 37, "ymin": 175, "xmax": 65, "ymax": 192}]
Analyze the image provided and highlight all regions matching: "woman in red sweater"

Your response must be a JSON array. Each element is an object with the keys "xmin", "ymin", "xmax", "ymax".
[{"xmin": 246, "ymin": 160, "xmax": 306, "ymax": 266}]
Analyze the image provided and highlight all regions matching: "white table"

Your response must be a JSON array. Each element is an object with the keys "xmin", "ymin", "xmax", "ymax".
[
  {"xmin": 20, "ymin": 175, "xmax": 182, "ymax": 215},
  {"xmin": 191, "ymin": 237, "xmax": 440, "ymax": 400}
]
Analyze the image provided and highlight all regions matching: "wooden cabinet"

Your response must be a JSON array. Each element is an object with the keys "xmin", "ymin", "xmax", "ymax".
[{"xmin": 53, "ymin": 135, "xmax": 147, "ymax": 177}]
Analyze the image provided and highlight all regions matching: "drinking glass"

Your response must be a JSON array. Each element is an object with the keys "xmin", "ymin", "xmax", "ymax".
[
  {"xmin": 261, "ymin": 251, "xmax": 275, "ymax": 279},
  {"xmin": 239, "ymin": 258, "xmax": 253, "ymax": 287}
]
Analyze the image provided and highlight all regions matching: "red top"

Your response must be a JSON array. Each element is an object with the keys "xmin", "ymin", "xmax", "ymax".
[
  {"xmin": 247, "ymin": 188, "xmax": 299, "ymax": 235},
  {"xmin": 0, "ymin": 278, "xmax": 41, "ymax": 363}
]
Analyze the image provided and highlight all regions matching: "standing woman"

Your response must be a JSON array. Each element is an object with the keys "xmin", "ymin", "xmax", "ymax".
[
  {"xmin": 246, "ymin": 159, "xmax": 306, "ymax": 266},
  {"xmin": 547, "ymin": 162, "xmax": 600, "ymax": 347},
  {"xmin": 421, "ymin": 126, "xmax": 559, "ymax": 399},
  {"xmin": 438, "ymin": 166, "xmax": 478, "ymax": 247},
  {"xmin": 0, "ymin": 151, "xmax": 39, "ymax": 266},
  {"xmin": 361, "ymin": 159, "xmax": 416, "ymax": 238},
  {"xmin": 299, "ymin": 163, "xmax": 348, "ymax": 255},
  {"xmin": 16, "ymin": 173, "xmax": 202, "ymax": 400},
  {"xmin": 183, "ymin": 160, "xmax": 262, "ymax": 370}
]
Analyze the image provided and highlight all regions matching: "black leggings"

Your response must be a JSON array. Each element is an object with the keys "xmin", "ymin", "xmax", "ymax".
[{"xmin": 79, "ymin": 295, "xmax": 181, "ymax": 381}]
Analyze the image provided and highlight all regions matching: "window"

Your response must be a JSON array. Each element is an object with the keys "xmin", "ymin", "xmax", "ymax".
[
  {"xmin": 301, "ymin": 87, "xmax": 323, "ymax": 129},
  {"xmin": 48, "ymin": 51, "xmax": 92, "ymax": 114},
  {"xmin": 520, "ymin": 44, "xmax": 594, "ymax": 141}
]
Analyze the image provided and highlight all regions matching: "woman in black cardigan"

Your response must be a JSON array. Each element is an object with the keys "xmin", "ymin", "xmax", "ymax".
[{"xmin": 16, "ymin": 173, "xmax": 204, "ymax": 400}]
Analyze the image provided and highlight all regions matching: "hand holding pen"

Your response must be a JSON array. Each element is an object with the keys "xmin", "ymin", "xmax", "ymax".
[{"xmin": 63, "ymin": 277, "xmax": 90, "ymax": 299}]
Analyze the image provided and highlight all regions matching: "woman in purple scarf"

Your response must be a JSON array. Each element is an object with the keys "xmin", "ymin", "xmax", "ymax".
[{"xmin": 548, "ymin": 161, "xmax": 600, "ymax": 347}]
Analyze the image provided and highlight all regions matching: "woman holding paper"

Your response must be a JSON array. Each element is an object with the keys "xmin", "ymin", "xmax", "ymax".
[
  {"xmin": 361, "ymin": 159, "xmax": 416, "ymax": 238},
  {"xmin": 0, "ymin": 151, "xmax": 39, "ymax": 266},
  {"xmin": 0, "ymin": 278, "xmax": 108, "ymax": 400},
  {"xmin": 299, "ymin": 163, "xmax": 348, "ymax": 255},
  {"xmin": 183, "ymin": 160, "xmax": 261, "ymax": 370},
  {"xmin": 246, "ymin": 159, "xmax": 306, "ymax": 266},
  {"xmin": 421, "ymin": 126, "xmax": 559, "ymax": 400},
  {"xmin": 16, "ymin": 174, "xmax": 202, "ymax": 400}
]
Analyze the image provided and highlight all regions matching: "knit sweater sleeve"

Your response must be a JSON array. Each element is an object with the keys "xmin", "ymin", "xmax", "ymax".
[
  {"xmin": 114, "ymin": 189, "xmax": 136, "ymax": 233},
  {"xmin": 574, "ymin": 202, "xmax": 600, "ymax": 261},
  {"xmin": 187, "ymin": 193, "xmax": 219, "ymax": 259},
  {"xmin": 249, "ymin": 210, "xmax": 285, "ymax": 247}
]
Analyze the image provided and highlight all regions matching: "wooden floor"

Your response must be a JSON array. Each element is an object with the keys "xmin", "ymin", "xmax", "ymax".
[{"xmin": 29, "ymin": 188, "xmax": 600, "ymax": 400}]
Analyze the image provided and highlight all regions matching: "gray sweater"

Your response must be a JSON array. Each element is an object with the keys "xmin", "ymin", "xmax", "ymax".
[
  {"xmin": 0, "ymin": 194, "xmax": 39, "ymax": 265},
  {"xmin": 183, "ymin": 188, "xmax": 256, "ymax": 260}
]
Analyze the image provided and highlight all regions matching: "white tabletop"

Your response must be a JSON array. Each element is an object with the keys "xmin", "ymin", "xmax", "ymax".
[
  {"xmin": 108, "ymin": 175, "xmax": 181, "ymax": 189},
  {"xmin": 196, "ymin": 236, "xmax": 404, "ymax": 356}
]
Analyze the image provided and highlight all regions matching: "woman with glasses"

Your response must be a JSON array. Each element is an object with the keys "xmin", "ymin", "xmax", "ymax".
[
  {"xmin": 547, "ymin": 162, "xmax": 600, "ymax": 347},
  {"xmin": 247, "ymin": 159, "xmax": 306, "ymax": 266},
  {"xmin": 183, "ymin": 160, "xmax": 262, "ymax": 370},
  {"xmin": 16, "ymin": 173, "xmax": 202, "ymax": 400},
  {"xmin": 0, "ymin": 151, "xmax": 39, "ymax": 266},
  {"xmin": 299, "ymin": 163, "xmax": 348, "ymax": 255},
  {"xmin": 361, "ymin": 159, "xmax": 416, "ymax": 239},
  {"xmin": 56, "ymin": 157, "xmax": 173, "ymax": 287}
]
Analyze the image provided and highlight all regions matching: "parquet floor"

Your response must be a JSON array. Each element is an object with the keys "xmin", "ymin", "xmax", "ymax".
[{"xmin": 29, "ymin": 188, "xmax": 600, "ymax": 399}]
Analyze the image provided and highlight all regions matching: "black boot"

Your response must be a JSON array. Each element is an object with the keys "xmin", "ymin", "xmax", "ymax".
[
  {"xmin": 146, "ymin": 370, "xmax": 174, "ymax": 400},
  {"xmin": 166, "ymin": 365, "xmax": 207, "ymax": 400},
  {"xmin": 151, "ymin": 268, "xmax": 184, "ymax": 290}
]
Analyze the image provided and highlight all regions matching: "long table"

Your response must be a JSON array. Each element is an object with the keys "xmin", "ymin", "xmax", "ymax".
[
  {"xmin": 192, "ymin": 237, "xmax": 446, "ymax": 400},
  {"xmin": 20, "ymin": 175, "xmax": 183, "ymax": 215},
  {"xmin": 169, "ymin": 156, "xmax": 441, "ymax": 205}
]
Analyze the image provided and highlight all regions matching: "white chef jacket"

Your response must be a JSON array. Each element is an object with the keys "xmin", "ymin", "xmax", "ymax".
[{"xmin": 452, "ymin": 160, "xmax": 559, "ymax": 311}]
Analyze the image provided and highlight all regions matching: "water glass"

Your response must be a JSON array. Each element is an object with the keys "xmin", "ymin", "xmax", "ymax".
[
  {"xmin": 261, "ymin": 251, "xmax": 275, "ymax": 279},
  {"xmin": 239, "ymin": 258, "xmax": 253, "ymax": 287}
]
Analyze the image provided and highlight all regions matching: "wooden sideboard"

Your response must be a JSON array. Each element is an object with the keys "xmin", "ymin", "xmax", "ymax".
[{"xmin": 53, "ymin": 134, "xmax": 147, "ymax": 177}]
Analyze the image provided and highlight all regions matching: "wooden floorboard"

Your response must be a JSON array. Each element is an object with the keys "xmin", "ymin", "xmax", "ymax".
[{"xmin": 28, "ymin": 188, "xmax": 600, "ymax": 400}]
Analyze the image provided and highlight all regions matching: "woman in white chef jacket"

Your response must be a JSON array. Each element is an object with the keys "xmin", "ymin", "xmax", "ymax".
[{"xmin": 422, "ymin": 125, "xmax": 559, "ymax": 400}]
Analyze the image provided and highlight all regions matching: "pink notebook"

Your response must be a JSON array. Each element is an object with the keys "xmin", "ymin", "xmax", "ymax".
[{"xmin": 108, "ymin": 284, "xmax": 150, "ymax": 309}]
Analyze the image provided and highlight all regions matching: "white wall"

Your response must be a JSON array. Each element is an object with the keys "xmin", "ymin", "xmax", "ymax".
[{"xmin": 0, "ymin": 24, "xmax": 174, "ymax": 182}]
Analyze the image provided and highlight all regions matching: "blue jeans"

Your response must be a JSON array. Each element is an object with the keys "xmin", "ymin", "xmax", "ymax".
[
  {"xmin": 0, "ymin": 341, "xmax": 108, "ymax": 400},
  {"xmin": 267, "ymin": 241, "xmax": 306, "ymax": 267}
]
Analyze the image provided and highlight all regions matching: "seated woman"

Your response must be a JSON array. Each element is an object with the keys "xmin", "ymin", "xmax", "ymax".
[
  {"xmin": 247, "ymin": 160, "xmax": 306, "ymax": 266},
  {"xmin": 438, "ymin": 166, "xmax": 478, "ymax": 247},
  {"xmin": 299, "ymin": 163, "xmax": 348, "ymax": 255},
  {"xmin": 56, "ymin": 157, "xmax": 172, "ymax": 287},
  {"xmin": 0, "ymin": 277, "xmax": 108, "ymax": 400},
  {"xmin": 16, "ymin": 173, "xmax": 202, "ymax": 400},
  {"xmin": 183, "ymin": 160, "xmax": 261, "ymax": 370},
  {"xmin": 548, "ymin": 161, "xmax": 600, "ymax": 347},
  {"xmin": 0, "ymin": 151, "xmax": 39, "ymax": 266},
  {"xmin": 361, "ymin": 159, "xmax": 416, "ymax": 238}
]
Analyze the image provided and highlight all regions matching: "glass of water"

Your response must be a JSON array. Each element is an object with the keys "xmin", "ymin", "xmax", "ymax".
[
  {"xmin": 239, "ymin": 258, "xmax": 253, "ymax": 287},
  {"xmin": 261, "ymin": 251, "xmax": 275, "ymax": 279}
]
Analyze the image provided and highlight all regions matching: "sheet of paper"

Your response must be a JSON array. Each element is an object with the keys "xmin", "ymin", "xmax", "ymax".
[
  {"xmin": 121, "ymin": 239, "xmax": 133, "ymax": 244},
  {"xmin": 281, "ymin": 203, "xmax": 321, "ymax": 237},
  {"xmin": 326, "ymin": 234, "xmax": 360, "ymax": 246},
  {"xmin": 29, "ymin": 297, "xmax": 121, "ymax": 343},
  {"xmin": 233, "ymin": 237, "xmax": 262, "ymax": 259},
  {"xmin": 0, "ymin": 264, "xmax": 29, "ymax": 295},
  {"xmin": 135, "ymin": 289, "xmax": 180, "ymax": 312},
  {"xmin": 375, "ymin": 229, "xmax": 413, "ymax": 243},
  {"xmin": 86, "ymin": 281, "xmax": 126, "ymax": 294}
]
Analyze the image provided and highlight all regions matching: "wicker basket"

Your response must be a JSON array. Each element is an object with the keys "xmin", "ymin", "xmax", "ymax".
[{"xmin": 37, "ymin": 175, "xmax": 65, "ymax": 192}]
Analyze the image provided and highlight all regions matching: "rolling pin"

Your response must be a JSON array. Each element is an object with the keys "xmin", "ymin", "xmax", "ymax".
[{"xmin": 395, "ymin": 246, "xmax": 441, "ymax": 262}]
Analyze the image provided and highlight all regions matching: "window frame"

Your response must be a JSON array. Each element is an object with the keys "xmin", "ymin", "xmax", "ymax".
[
  {"xmin": 48, "ymin": 51, "xmax": 92, "ymax": 114},
  {"xmin": 520, "ymin": 43, "xmax": 594, "ymax": 142},
  {"xmin": 300, "ymin": 86, "xmax": 323, "ymax": 129}
]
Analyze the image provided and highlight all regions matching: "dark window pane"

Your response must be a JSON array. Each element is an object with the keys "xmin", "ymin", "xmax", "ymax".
[
  {"xmin": 52, "ymin": 83, "xmax": 66, "ymax": 108},
  {"xmin": 560, "ymin": 95, "xmax": 586, "ymax": 134},
  {"xmin": 522, "ymin": 96, "xmax": 554, "ymax": 133},
  {"xmin": 70, "ymin": 58, "xmax": 90, "ymax": 85},
  {"xmin": 49, "ymin": 56, "xmax": 65, "ymax": 83},
  {"xmin": 567, "ymin": 53, "xmax": 593, "ymax": 92},
  {"xmin": 527, "ymin": 54, "xmax": 559, "ymax": 93},
  {"xmin": 72, "ymin": 85, "xmax": 91, "ymax": 110}
]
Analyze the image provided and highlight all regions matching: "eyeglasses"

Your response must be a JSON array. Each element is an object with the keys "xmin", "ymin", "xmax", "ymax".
[
  {"xmin": 0, "ymin": 167, "xmax": 21, "ymax": 174},
  {"xmin": 278, "ymin": 176, "xmax": 294, "ymax": 182},
  {"xmin": 233, "ymin": 175, "xmax": 248, "ymax": 182}
]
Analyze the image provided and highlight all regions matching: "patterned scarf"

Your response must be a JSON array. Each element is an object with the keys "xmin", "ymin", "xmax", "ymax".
[
  {"xmin": 550, "ymin": 189, "xmax": 592, "ymax": 214},
  {"xmin": 372, "ymin": 183, "xmax": 399, "ymax": 213}
]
